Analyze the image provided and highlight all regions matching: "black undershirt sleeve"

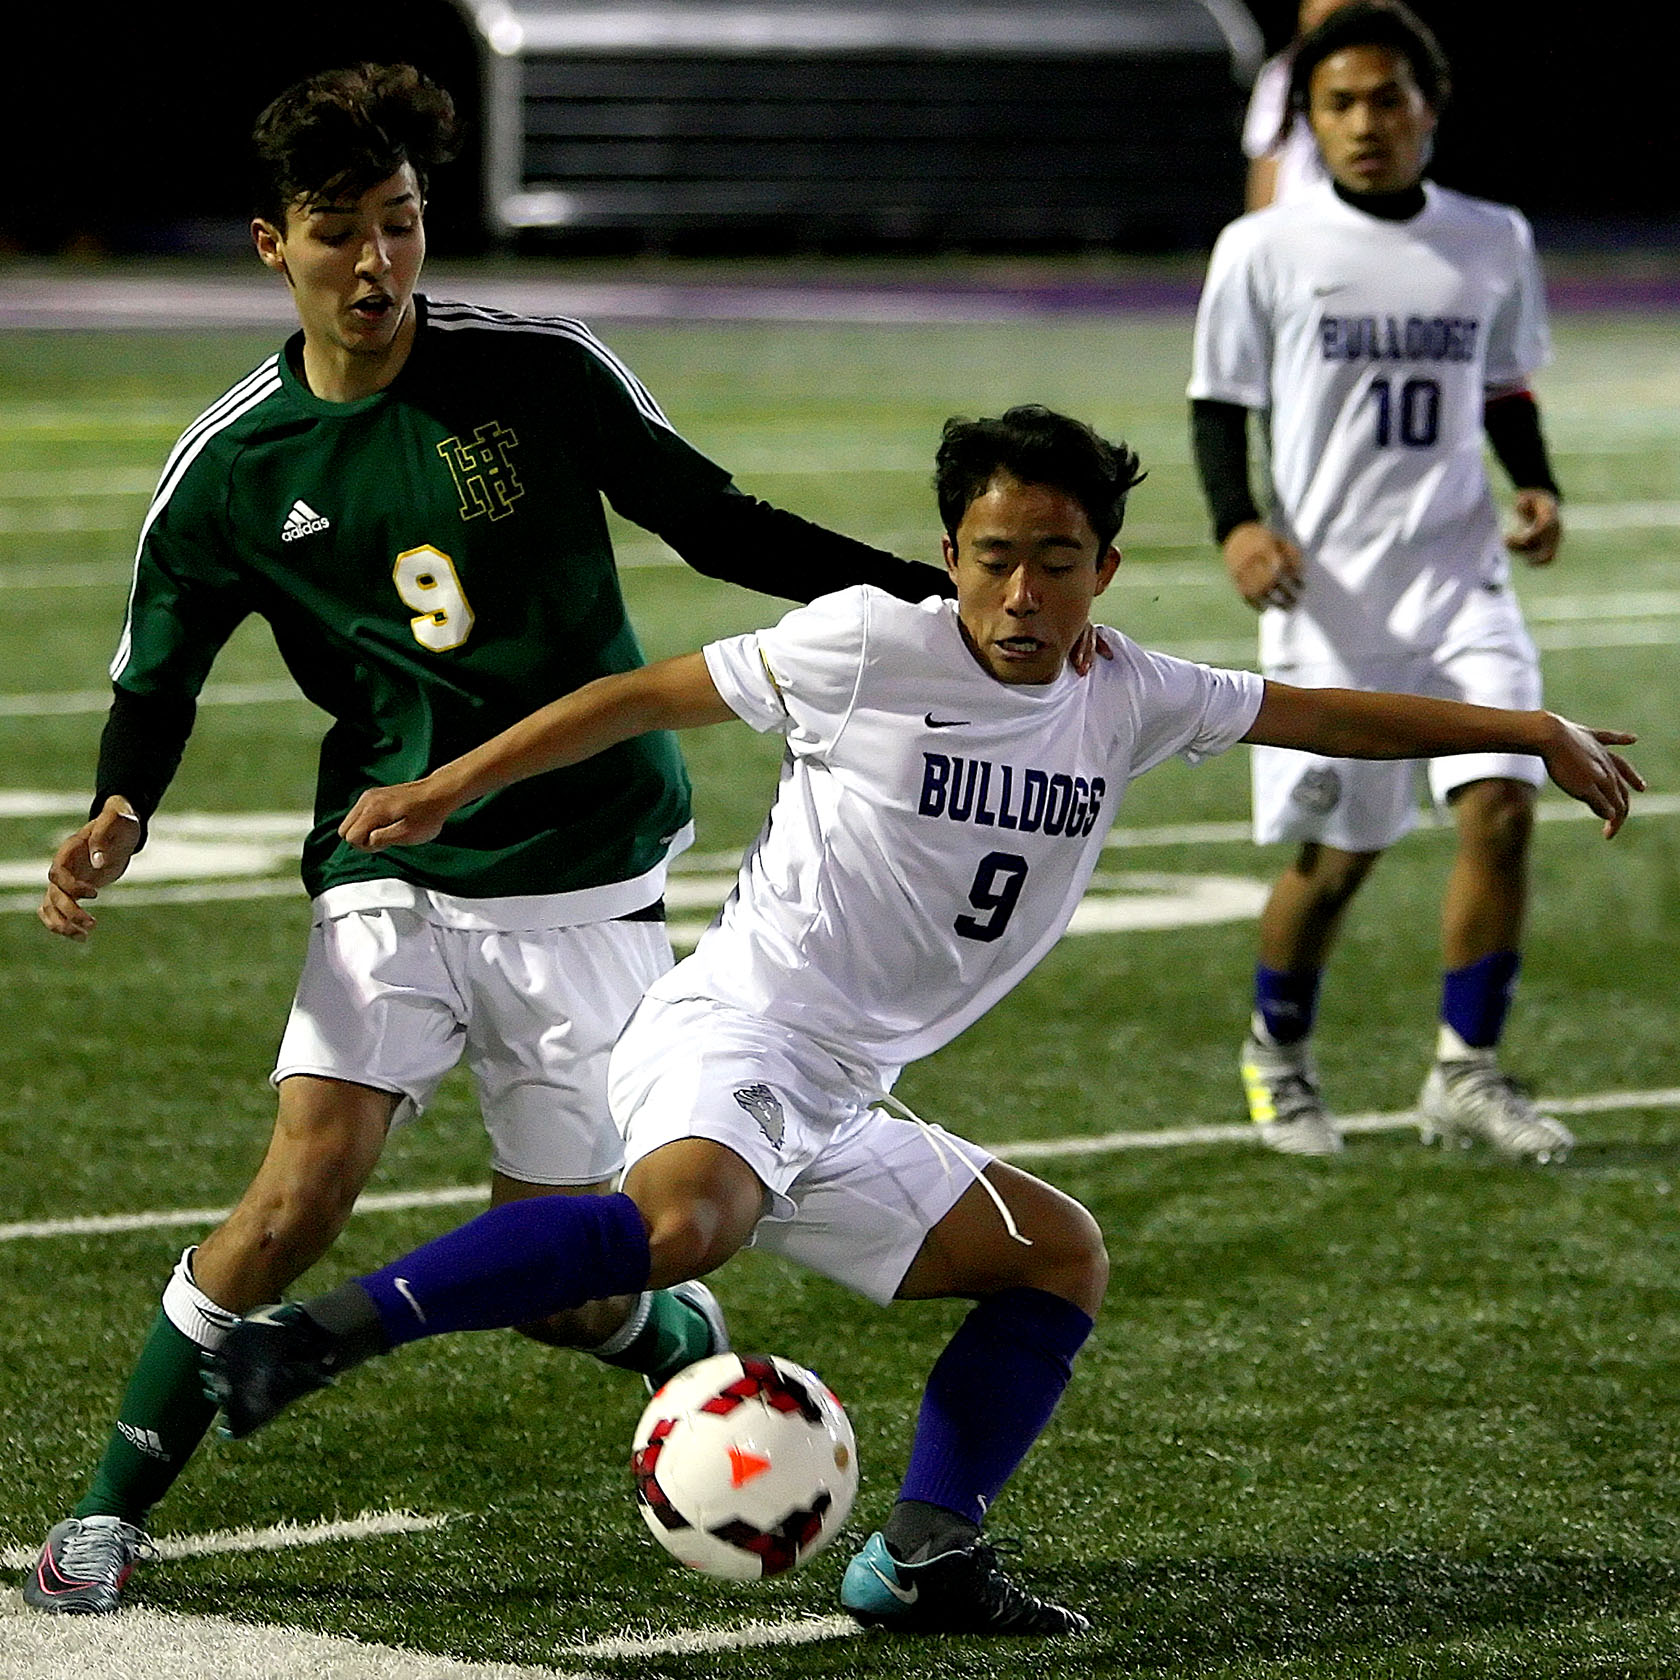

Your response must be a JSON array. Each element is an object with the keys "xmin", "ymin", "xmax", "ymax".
[
  {"xmin": 655, "ymin": 484, "xmax": 954, "ymax": 605},
  {"xmin": 1482, "ymin": 391, "xmax": 1561, "ymax": 498},
  {"xmin": 1189, "ymin": 398, "xmax": 1263, "ymax": 544},
  {"xmin": 90, "ymin": 686, "xmax": 199, "ymax": 849}
]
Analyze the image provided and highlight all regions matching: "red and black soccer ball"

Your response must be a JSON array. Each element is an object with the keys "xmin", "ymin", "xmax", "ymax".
[{"xmin": 631, "ymin": 1352, "xmax": 858, "ymax": 1579}]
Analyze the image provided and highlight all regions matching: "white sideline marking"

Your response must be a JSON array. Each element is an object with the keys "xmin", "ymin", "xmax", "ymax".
[
  {"xmin": 0, "ymin": 1510, "xmax": 448, "ymax": 1573},
  {"xmin": 0, "ymin": 1598, "xmax": 585, "ymax": 1680},
  {"xmin": 2, "ymin": 1088, "xmax": 1676, "ymax": 1248}
]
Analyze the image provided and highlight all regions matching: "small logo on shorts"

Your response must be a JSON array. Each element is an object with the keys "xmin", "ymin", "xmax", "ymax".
[
  {"xmin": 733, "ymin": 1083, "xmax": 785, "ymax": 1148},
  {"xmin": 1291, "ymin": 766, "xmax": 1343, "ymax": 815}
]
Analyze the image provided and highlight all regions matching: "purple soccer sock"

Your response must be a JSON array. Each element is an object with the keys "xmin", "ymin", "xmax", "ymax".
[
  {"xmin": 897, "ymin": 1286, "xmax": 1094, "ymax": 1526},
  {"xmin": 356, "ymin": 1192, "xmax": 651, "ymax": 1349},
  {"xmin": 1440, "ymin": 950, "xmax": 1521, "ymax": 1050},
  {"xmin": 1254, "ymin": 964, "xmax": 1321, "ymax": 1046}
]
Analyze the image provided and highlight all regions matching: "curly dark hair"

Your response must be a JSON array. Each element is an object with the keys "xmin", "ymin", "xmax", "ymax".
[
  {"xmin": 935, "ymin": 406, "xmax": 1146, "ymax": 554},
  {"xmin": 252, "ymin": 63, "xmax": 459, "ymax": 227},
  {"xmin": 1288, "ymin": 1, "xmax": 1451, "ymax": 116}
]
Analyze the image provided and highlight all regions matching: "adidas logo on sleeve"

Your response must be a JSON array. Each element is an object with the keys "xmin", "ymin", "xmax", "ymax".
[{"xmin": 281, "ymin": 500, "xmax": 331, "ymax": 542}]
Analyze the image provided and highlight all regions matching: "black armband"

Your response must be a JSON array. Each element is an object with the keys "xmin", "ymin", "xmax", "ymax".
[
  {"xmin": 1190, "ymin": 399, "xmax": 1263, "ymax": 543},
  {"xmin": 660, "ymin": 485, "xmax": 953, "ymax": 605},
  {"xmin": 90, "ymin": 686, "xmax": 198, "ymax": 849},
  {"xmin": 1483, "ymin": 391, "xmax": 1561, "ymax": 499}
]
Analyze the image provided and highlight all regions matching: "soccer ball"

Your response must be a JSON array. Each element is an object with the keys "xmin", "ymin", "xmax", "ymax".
[{"xmin": 631, "ymin": 1352, "xmax": 858, "ymax": 1580}]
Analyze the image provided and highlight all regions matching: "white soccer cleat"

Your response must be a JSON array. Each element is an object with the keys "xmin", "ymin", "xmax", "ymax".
[
  {"xmin": 1240, "ymin": 1033, "xmax": 1342, "ymax": 1156},
  {"xmin": 1417, "ymin": 1059, "xmax": 1574, "ymax": 1163}
]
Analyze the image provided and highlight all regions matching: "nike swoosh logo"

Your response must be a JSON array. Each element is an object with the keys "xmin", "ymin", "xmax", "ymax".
[
  {"xmin": 1312, "ymin": 283, "xmax": 1350, "ymax": 298},
  {"xmin": 925, "ymin": 714, "xmax": 970, "ymax": 728},
  {"xmin": 868, "ymin": 1561, "xmax": 919, "ymax": 1604}
]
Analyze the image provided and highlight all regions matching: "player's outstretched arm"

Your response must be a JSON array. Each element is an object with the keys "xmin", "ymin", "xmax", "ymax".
[
  {"xmin": 1245, "ymin": 683, "xmax": 1644, "ymax": 837},
  {"xmin": 38, "ymin": 796, "xmax": 144, "ymax": 941},
  {"xmin": 340, "ymin": 652, "xmax": 737, "ymax": 853}
]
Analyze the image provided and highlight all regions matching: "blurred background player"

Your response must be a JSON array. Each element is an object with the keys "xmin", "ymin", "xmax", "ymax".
[
  {"xmin": 205, "ymin": 405, "xmax": 1635, "ymax": 1634},
  {"xmin": 1187, "ymin": 3, "xmax": 1575, "ymax": 1157},
  {"xmin": 25, "ymin": 62, "xmax": 957, "ymax": 1617},
  {"xmin": 1241, "ymin": 0, "xmax": 1355, "ymax": 210}
]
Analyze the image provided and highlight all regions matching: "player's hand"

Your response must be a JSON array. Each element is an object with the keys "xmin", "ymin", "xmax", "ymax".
[
  {"xmin": 1540, "ymin": 714, "xmax": 1643, "ymax": 838},
  {"xmin": 339, "ymin": 778, "xmax": 456, "ymax": 852},
  {"xmin": 1223, "ymin": 521, "xmax": 1305, "ymax": 611},
  {"xmin": 1068, "ymin": 623, "xmax": 1115, "ymax": 676},
  {"xmin": 1505, "ymin": 489, "xmax": 1561, "ymax": 566},
  {"xmin": 38, "ymin": 796, "xmax": 143, "ymax": 942}
]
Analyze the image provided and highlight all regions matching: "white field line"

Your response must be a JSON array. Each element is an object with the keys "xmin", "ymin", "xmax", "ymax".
[
  {"xmin": 0, "ymin": 681, "xmax": 301, "ymax": 717},
  {"xmin": 0, "ymin": 1513, "xmax": 597, "ymax": 1680},
  {"xmin": 0, "ymin": 562, "xmax": 134, "ymax": 590},
  {"xmin": 1159, "ymin": 616, "xmax": 1680, "ymax": 667},
  {"xmin": 0, "ymin": 469, "xmax": 159, "ymax": 498},
  {"xmin": 560, "ymin": 1615, "xmax": 858, "ymax": 1661},
  {"xmin": 997, "ymin": 1087, "xmax": 1680, "ymax": 1159},
  {"xmin": 2, "ymin": 1087, "xmax": 1677, "ymax": 1248},
  {"xmin": 0, "ymin": 1510, "xmax": 447, "ymax": 1573},
  {"xmin": 3, "ymin": 792, "xmax": 1678, "ymax": 921},
  {"xmin": 5, "ymin": 495, "xmax": 1680, "ymax": 550},
  {"xmin": 0, "ymin": 1602, "xmax": 585, "ymax": 1680}
]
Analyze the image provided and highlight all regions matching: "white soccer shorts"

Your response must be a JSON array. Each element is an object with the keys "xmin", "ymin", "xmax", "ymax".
[
  {"xmin": 1252, "ymin": 638, "xmax": 1545, "ymax": 852},
  {"xmin": 274, "ymin": 906, "xmax": 673, "ymax": 1185},
  {"xmin": 609, "ymin": 995, "xmax": 994, "ymax": 1306}
]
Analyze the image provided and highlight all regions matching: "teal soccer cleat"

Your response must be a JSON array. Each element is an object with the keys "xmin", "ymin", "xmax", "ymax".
[{"xmin": 840, "ymin": 1530, "xmax": 1090, "ymax": 1636}]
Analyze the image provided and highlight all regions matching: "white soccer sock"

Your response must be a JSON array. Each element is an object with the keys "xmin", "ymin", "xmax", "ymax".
[
  {"xmin": 1436, "ymin": 1023, "xmax": 1497, "ymax": 1065},
  {"xmin": 160, "ymin": 1245, "xmax": 241, "ymax": 1352}
]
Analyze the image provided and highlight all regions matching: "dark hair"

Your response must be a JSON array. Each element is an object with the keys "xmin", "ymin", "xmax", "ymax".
[
  {"xmin": 1288, "ymin": 1, "xmax": 1450, "ymax": 116},
  {"xmin": 935, "ymin": 406, "xmax": 1145, "ymax": 554},
  {"xmin": 252, "ymin": 63, "xmax": 459, "ymax": 227}
]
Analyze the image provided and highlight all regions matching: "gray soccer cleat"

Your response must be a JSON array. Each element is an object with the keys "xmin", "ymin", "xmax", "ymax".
[
  {"xmin": 1417, "ymin": 1059, "xmax": 1574, "ymax": 1163},
  {"xmin": 1240, "ymin": 1033, "xmax": 1342, "ymax": 1155},
  {"xmin": 644, "ymin": 1278, "xmax": 730, "ymax": 1394},
  {"xmin": 23, "ymin": 1515, "xmax": 157, "ymax": 1615}
]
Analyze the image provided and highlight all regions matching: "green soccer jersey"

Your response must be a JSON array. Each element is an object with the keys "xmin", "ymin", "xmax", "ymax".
[{"xmin": 108, "ymin": 296, "xmax": 933, "ymax": 901}]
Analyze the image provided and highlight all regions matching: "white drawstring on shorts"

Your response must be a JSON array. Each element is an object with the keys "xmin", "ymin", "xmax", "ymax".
[{"xmin": 872, "ymin": 1090, "xmax": 1032, "ymax": 1247}]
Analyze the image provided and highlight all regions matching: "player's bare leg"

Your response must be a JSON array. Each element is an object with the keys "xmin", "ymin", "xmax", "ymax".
[
  {"xmin": 842, "ymin": 1163, "xmax": 1105, "ymax": 1635},
  {"xmin": 1242, "ymin": 842, "xmax": 1382, "ymax": 1154},
  {"xmin": 625, "ymin": 1138, "xmax": 768, "ymax": 1288},
  {"xmin": 194, "ymin": 1076, "xmax": 398, "ymax": 1309},
  {"xmin": 1420, "ymin": 778, "xmax": 1569, "ymax": 1160},
  {"xmin": 894, "ymin": 1161, "xmax": 1107, "ymax": 1314},
  {"xmin": 1440, "ymin": 777, "xmax": 1532, "ymax": 968},
  {"xmin": 1257, "ymin": 840, "xmax": 1383, "ymax": 974}
]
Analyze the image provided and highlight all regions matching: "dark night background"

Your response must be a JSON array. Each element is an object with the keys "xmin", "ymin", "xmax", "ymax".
[{"xmin": 0, "ymin": 2, "xmax": 1671, "ymax": 260}]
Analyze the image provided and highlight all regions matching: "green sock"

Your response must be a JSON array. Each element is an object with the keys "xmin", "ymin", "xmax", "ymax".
[
  {"xmin": 592, "ymin": 1290, "xmax": 715, "ymax": 1387},
  {"xmin": 74, "ymin": 1309, "xmax": 219, "ymax": 1526}
]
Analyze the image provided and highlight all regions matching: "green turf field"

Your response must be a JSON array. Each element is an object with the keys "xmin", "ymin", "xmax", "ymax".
[{"xmin": 1, "ymin": 303, "xmax": 1678, "ymax": 1677}]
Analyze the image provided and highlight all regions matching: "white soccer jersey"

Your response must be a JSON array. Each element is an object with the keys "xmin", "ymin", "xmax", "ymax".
[
  {"xmin": 1188, "ymin": 181, "xmax": 1551, "ymax": 670},
  {"xmin": 1242, "ymin": 53, "xmax": 1328, "ymax": 206},
  {"xmin": 646, "ymin": 587, "xmax": 1262, "ymax": 1092}
]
